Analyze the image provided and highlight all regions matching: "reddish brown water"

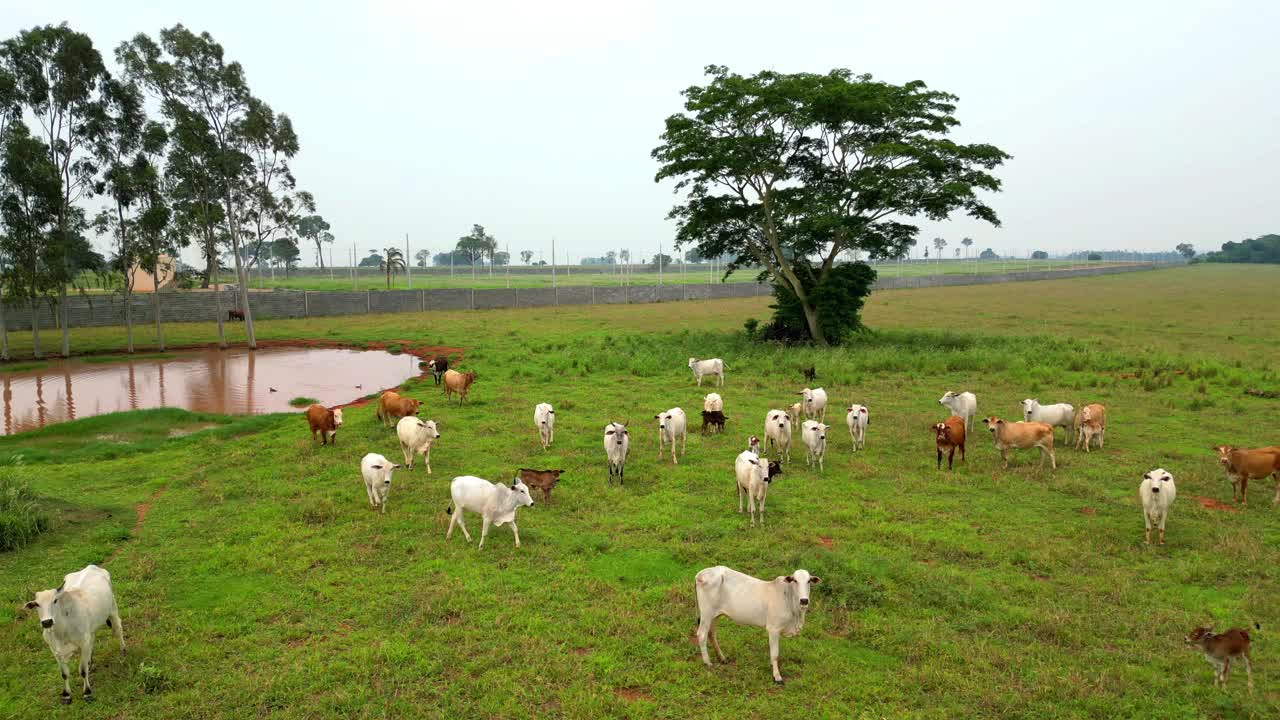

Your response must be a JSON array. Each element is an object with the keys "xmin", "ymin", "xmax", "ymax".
[{"xmin": 1, "ymin": 347, "xmax": 420, "ymax": 436}]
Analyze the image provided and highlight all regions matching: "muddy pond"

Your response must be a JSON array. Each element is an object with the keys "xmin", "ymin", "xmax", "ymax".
[{"xmin": 1, "ymin": 347, "xmax": 421, "ymax": 436}]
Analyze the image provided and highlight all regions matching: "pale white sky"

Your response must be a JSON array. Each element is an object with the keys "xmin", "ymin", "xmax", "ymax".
[{"xmin": 10, "ymin": 1, "xmax": 1279, "ymax": 265}]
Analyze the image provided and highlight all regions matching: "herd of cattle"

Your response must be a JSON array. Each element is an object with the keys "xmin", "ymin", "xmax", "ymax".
[{"xmin": 21, "ymin": 355, "xmax": 1280, "ymax": 699}]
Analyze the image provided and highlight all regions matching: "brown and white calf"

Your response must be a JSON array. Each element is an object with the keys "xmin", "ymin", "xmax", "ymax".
[
  {"xmin": 306, "ymin": 404, "xmax": 344, "ymax": 445},
  {"xmin": 982, "ymin": 417, "xmax": 1056, "ymax": 469},
  {"xmin": 517, "ymin": 468, "xmax": 564, "ymax": 505},
  {"xmin": 1075, "ymin": 403, "xmax": 1107, "ymax": 451},
  {"xmin": 934, "ymin": 415, "xmax": 966, "ymax": 470},
  {"xmin": 442, "ymin": 369, "xmax": 477, "ymax": 405},
  {"xmin": 375, "ymin": 391, "xmax": 420, "ymax": 426},
  {"xmin": 1213, "ymin": 445, "xmax": 1280, "ymax": 505},
  {"xmin": 1185, "ymin": 623, "xmax": 1259, "ymax": 694},
  {"xmin": 427, "ymin": 356, "xmax": 449, "ymax": 384}
]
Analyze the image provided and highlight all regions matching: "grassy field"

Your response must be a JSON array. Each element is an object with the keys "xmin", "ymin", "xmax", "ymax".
[
  {"xmin": 1, "ymin": 264, "xmax": 1277, "ymax": 718},
  {"xmin": 70, "ymin": 259, "xmax": 1149, "ymax": 293}
]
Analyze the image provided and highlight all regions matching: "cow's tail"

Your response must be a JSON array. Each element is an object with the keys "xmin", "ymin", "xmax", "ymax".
[{"xmin": 446, "ymin": 505, "xmax": 453, "ymax": 516}]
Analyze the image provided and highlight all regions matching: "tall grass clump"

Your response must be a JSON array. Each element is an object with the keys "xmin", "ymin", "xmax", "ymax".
[{"xmin": 0, "ymin": 458, "xmax": 50, "ymax": 551}]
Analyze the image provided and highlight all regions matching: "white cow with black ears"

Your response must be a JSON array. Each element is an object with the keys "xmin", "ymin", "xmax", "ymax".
[
  {"xmin": 695, "ymin": 566, "xmax": 821, "ymax": 684},
  {"xmin": 24, "ymin": 564, "xmax": 125, "ymax": 704},
  {"xmin": 446, "ymin": 475, "xmax": 535, "ymax": 549}
]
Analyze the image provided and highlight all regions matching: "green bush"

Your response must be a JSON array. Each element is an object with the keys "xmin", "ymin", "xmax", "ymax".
[
  {"xmin": 761, "ymin": 262, "xmax": 877, "ymax": 344},
  {"xmin": 0, "ymin": 458, "xmax": 50, "ymax": 551},
  {"xmin": 289, "ymin": 396, "xmax": 319, "ymax": 408}
]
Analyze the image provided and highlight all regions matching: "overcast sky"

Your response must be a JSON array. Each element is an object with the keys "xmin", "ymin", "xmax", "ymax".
[{"xmin": 10, "ymin": 1, "xmax": 1279, "ymax": 265}]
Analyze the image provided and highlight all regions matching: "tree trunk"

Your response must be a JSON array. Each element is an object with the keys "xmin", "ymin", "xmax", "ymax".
[
  {"xmin": 0, "ymin": 286, "xmax": 8, "ymax": 361},
  {"xmin": 153, "ymin": 257, "xmax": 165, "ymax": 352},
  {"xmin": 124, "ymin": 289, "xmax": 134, "ymax": 353},
  {"xmin": 59, "ymin": 287, "xmax": 70, "ymax": 358},
  {"xmin": 223, "ymin": 194, "xmax": 256, "ymax": 349},
  {"xmin": 799, "ymin": 299, "xmax": 828, "ymax": 346},
  {"xmin": 315, "ymin": 240, "xmax": 325, "ymax": 269},
  {"xmin": 202, "ymin": 246, "xmax": 216, "ymax": 289},
  {"xmin": 29, "ymin": 297, "xmax": 42, "ymax": 359}
]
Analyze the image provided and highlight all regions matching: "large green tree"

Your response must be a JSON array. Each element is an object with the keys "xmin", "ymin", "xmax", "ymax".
[
  {"xmin": 297, "ymin": 214, "xmax": 333, "ymax": 267},
  {"xmin": 455, "ymin": 224, "xmax": 495, "ymax": 280},
  {"xmin": 0, "ymin": 125, "xmax": 61, "ymax": 358},
  {"xmin": 119, "ymin": 25, "xmax": 264, "ymax": 348},
  {"xmin": 3, "ymin": 23, "xmax": 111, "ymax": 357},
  {"xmin": 1205, "ymin": 234, "xmax": 1280, "ymax": 264},
  {"xmin": 653, "ymin": 66, "xmax": 1009, "ymax": 344}
]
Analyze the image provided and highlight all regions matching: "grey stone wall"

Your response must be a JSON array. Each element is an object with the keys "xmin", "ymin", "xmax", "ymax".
[{"xmin": 2, "ymin": 263, "xmax": 1156, "ymax": 330}]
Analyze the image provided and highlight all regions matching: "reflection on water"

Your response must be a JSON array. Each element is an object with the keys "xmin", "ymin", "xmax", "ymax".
[{"xmin": 1, "ymin": 348, "xmax": 420, "ymax": 436}]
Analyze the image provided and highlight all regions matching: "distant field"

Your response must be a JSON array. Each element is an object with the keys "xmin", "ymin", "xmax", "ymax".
[
  {"xmin": 71, "ymin": 259, "xmax": 1150, "ymax": 293},
  {"xmin": 1, "ymin": 264, "xmax": 1276, "ymax": 718}
]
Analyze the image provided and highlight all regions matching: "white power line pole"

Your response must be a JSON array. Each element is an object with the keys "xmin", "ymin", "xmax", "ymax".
[
  {"xmin": 552, "ymin": 237, "xmax": 558, "ymax": 289},
  {"xmin": 405, "ymin": 233, "xmax": 412, "ymax": 289}
]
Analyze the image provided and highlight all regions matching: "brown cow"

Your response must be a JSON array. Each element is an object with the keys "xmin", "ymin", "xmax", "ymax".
[
  {"xmin": 306, "ymin": 405, "xmax": 344, "ymax": 445},
  {"xmin": 934, "ymin": 415, "xmax": 966, "ymax": 470},
  {"xmin": 982, "ymin": 417, "xmax": 1055, "ymax": 469},
  {"xmin": 1074, "ymin": 403, "xmax": 1107, "ymax": 451},
  {"xmin": 442, "ymin": 369, "xmax": 476, "ymax": 406},
  {"xmin": 1213, "ymin": 445, "xmax": 1280, "ymax": 505},
  {"xmin": 518, "ymin": 468, "xmax": 564, "ymax": 504},
  {"xmin": 1185, "ymin": 623, "xmax": 1259, "ymax": 694},
  {"xmin": 376, "ymin": 391, "xmax": 421, "ymax": 426}
]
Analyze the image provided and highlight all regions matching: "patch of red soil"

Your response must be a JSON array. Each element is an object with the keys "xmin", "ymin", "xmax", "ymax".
[
  {"xmin": 615, "ymin": 688, "xmax": 652, "ymax": 702},
  {"xmin": 104, "ymin": 486, "xmax": 166, "ymax": 565},
  {"xmin": 1079, "ymin": 507, "xmax": 1097, "ymax": 515},
  {"xmin": 1189, "ymin": 495, "xmax": 1240, "ymax": 512},
  {"xmin": 571, "ymin": 647, "xmax": 590, "ymax": 656},
  {"xmin": 817, "ymin": 536, "xmax": 834, "ymax": 549}
]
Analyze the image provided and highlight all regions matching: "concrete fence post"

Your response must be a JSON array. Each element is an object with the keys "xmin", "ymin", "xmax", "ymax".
[
  {"xmin": 304, "ymin": 292, "xmax": 310, "ymax": 317},
  {"xmin": 420, "ymin": 290, "xmax": 425, "ymax": 313},
  {"xmin": 366, "ymin": 290, "xmax": 371, "ymax": 313},
  {"xmin": 470, "ymin": 288, "xmax": 475, "ymax": 310},
  {"xmin": 591, "ymin": 286, "xmax": 595, "ymax": 305}
]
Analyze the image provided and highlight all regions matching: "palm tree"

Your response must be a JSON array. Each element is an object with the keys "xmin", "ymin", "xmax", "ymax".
[{"xmin": 380, "ymin": 247, "xmax": 406, "ymax": 288}]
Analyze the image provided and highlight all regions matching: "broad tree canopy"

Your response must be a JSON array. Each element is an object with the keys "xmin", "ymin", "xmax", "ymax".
[{"xmin": 653, "ymin": 66, "xmax": 1009, "ymax": 344}]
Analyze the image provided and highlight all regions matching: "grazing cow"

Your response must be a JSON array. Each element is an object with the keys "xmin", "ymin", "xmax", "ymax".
[
  {"xmin": 375, "ymin": 391, "xmax": 420, "ymax": 427},
  {"xmin": 446, "ymin": 475, "xmax": 534, "ymax": 549},
  {"xmin": 703, "ymin": 393, "xmax": 723, "ymax": 412},
  {"xmin": 604, "ymin": 422, "xmax": 631, "ymax": 485},
  {"xmin": 360, "ymin": 453, "xmax": 401, "ymax": 513},
  {"xmin": 747, "ymin": 435, "xmax": 762, "ymax": 456},
  {"xmin": 227, "ymin": 308, "xmax": 245, "ymax": 322},
  {"xmin": 1139, "ymin": 468, "xmax": 1176, "ymax": 545},
  {"xmin": 939, "ymin": 391, "xmax": 978, "ymax": 434},
  {"xmin": 1186, "ymin": 623, "xmax": 1259, "ymax": 694},
  {"xmin": 396, "ymin": 416, "xmax": 441, "ymax": 473},
  {"xmin": 796, "ymin": 387, "xmax": 828, "ymax": 422},
  {"xmin": 517, "ymin": 468, "xmax": 564, "ymax": 505},
  {"xmin": 788, "ymin": 402, "xmax": 804, "ymax": 430},
  {"xmin": 688, "ymin": 357, "xmax": 725, "ymax": 387},
  {"xmin": 801, "ymin": 366, "xmax": 817, "ymax": 382},
  {"xmin": 534, "ymin": 403, "xmax": 555, "ymax": 450},
  {"xmin": 656, "ymin": 407, "xmax": 688, "ymax": 464},
  {"xmin": 846, "ymin": 404, "xmax": 869, "ymax": 450},
  {"xmin": 982, "ymin": 417, "xmax": 1056, "ymax": 469},
  {"xmin": 427, "ymin": 356, "xmax": 449, "ymax": 385},
  {"xmin": 442, "ymin": 369, "xmax": 477, "ymax": 405},
  {"xmin": 24, "ymin": 565, "xmax": 125, "ymax": 704},
  {"xmin": 701, "ymin": 410, "xmax": 727, "ymax": 435},
  {"xmin": 801, "ymin": 421, "xmax": 829, "ymax": 471},
  {"xmin": 1021, "ymin": 399, "xmax": 1075, "ymax": 444},
  {"xmin": 694, "ymin": 566, "xmax": 820, "ymax": 684},
  {"xmin": 734, "ymin": 451, "xmax": 782, "ymax": 527},
  {"xmin": 934, "ymin": 415, "xmax": 966, "ymax": 470},
  {"xmin": 306, "ymin": 404, "xmax": 344, "ymax": 445},
  {"xmin": 1075, "ymin": 403, "xmax": 1107, "ymax": 451},
  {"xmin": 1213, "ymin": 445, "xmax": 1280, "ymax": 505},
  {"xmin": 763, "ymin": 410, "xmax": 792, "ymax": 463}
]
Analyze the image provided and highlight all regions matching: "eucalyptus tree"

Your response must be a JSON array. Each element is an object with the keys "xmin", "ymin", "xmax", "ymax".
[
  {"xmin": 519, "ymin": 249, "xmax": 533, "ymax": 265},
  {"xmin": 933, "ymin": 237, "xmax": 947, "ymax": 263},
  {"xmin": 654, "ymin": 66, "xmax": 1008, "ymax": 344},
  {"xmin": 961, "ymin": 237, "xmax": 974, "ymax": 258},
  {"xmin": 0, "ymin": 124, "xmax": 60, "ymax": 357},
  {"xmin": 2, "ymin": 23, "xmax": 111, "ymax": 356},
  {"xmin": 93, "ymin": 77, "xmax": 148, "ymax": 351},
  {"xmin": 297, "ymin": 214, "xmax": 332, "ymax": 267},
  {"xmin": 0, "ymin": 63, "xmax": 17, "ymax": 359},
  {"xmin": 237, "ymin": 98, "xmax": 311, "ymax": 276},
  {"xmin": 455, "ymin": 224, "xmax": 494, "ymax": 280},
  {"xmin": 118, "ymin": 25, "xmax": 267, "ymax": 348}
]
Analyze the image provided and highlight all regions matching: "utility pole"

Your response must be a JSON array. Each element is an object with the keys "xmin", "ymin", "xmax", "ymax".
[
  {"xmin": 552, "ymin": 237, "xmax": 557, "ymax": 289},
  {"xmin": 328, "ymin": 246, "xmax": 334, "ymax": 281},
  {"xmin": 658, "ymin": 240, "xmax": 663, "ymax": 286},
  {"xmin": 506, "ymin": 242, "xmax": 511, "ymax": 288},
  {"xmin": 406, "ymin": 233, "xmax": 412, "ymax": 289}
]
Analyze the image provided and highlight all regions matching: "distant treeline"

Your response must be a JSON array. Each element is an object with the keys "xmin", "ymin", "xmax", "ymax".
[{"xmin": 1204, "ymin": 234, "xmax": 1280, "ymax": 264}]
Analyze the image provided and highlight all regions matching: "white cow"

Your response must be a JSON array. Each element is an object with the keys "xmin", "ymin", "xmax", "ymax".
[
  {"xmin": 689, "ymin": 357, "xmax": 725, "ymax": 387},
  {"xmin": 797, "ymin": 387, "xmax": 828, "ymax": 422},
  {"xmin": 703, "ymin": 393, "xmax": 723, "ymax": 412},
  {"xmin": 655, "ymin": 407, "xmax": 688, "ymax": 464},
  {"xmin": 846, "ymin": 404, "xmax": 869, "ymax": 450},
  {"xmin": 446, "ymin": 475, "xmax": 535, "ymax": 549},
  {"xmin": 1021, "ymin": 399, "xmax": 1075, "ymax": 444},
  {"xmin": 695, "ymin": 566, "xmax": 821, "ymax": 684},
  {"xmin": 1139, "ymin": 468, "xmax": 1177, "ymax": 545},
  {"xmin": 396, "ymin": 417, "xmax": 441, "ymax": 473},
  {"xmin": 801, "ymin": 420, "xmax": 829, "ymax": 471},
  {"xmin": 604, "ymin": 422, "xmax": 630, "ymax": 485},
  {"xmin": 734, "ymin": 451, "xmax": 781, "ymax": 527},
  {"xmin": 534, "ymin": 403, "xmax": 555, "ymax": 450},
  {"xmin": 24, "ymin": 564, "xmax": 125, "ymax": 704},
  {"xmin": 763, "ymin": 409, "xmax": 792, "ymax": 462},
  {"xmin": 939, "ymin": 391, "xmax": 978, "ymax": 434},
  {"xmin": 360, "ymin": 453, "xmax": 401, "ymax": 514}
]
